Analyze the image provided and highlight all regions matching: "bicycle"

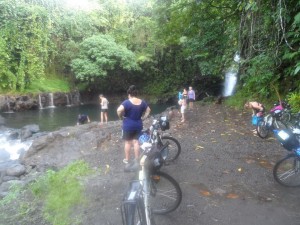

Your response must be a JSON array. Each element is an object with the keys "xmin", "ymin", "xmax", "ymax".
[
  {"xmin": 256, "ymin": 105, "xmax": 288, "ymax": 138},
  {"xmin": 141, "ymin": 116, "xmax": 181, "ymax": 162},
  {"xmin": 274, "ymin": 100, "xmax": 292, "ymax": 124},
  {"xmin": 272, "ymin": 128, "xmax": 300, "ymax": 187},
  {"xmin": 121, "ymin": 142, "xmax": 182, "ymax": 225}
]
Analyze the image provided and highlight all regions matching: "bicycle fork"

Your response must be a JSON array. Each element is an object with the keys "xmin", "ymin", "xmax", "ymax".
[{"xmin": 139, "ymin": 156, "xmax": 153, "ymax": 225}]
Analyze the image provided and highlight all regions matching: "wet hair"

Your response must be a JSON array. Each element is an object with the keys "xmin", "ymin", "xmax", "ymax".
[{"xmin": 127, "ymin": 85, "xmax": 138, "ymax": 97}]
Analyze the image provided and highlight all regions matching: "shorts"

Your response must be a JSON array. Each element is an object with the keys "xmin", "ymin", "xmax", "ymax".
[
  {"xmin": 181, "ymin": 105, "xmax": 186, "ymax": 114},
  {"xmin": 101, "ymin": 109, "xmax": 108, "ymax": 113},
  {"xmin": 188, "ymin": 99, "xmax": 195, "ymax": 102},
  {"xmin": 122, "ymin": 130, "xmax": 141, "ymax": 141}
]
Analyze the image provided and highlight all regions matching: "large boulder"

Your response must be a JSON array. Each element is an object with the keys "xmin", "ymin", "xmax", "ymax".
[{"xmin": 21, "ymin": 121, "xmax": 122, "ymax": 170}]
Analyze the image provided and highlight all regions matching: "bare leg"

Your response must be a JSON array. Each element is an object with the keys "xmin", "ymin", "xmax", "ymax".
[
  {"xmin": 104, "ymin": 112, "xmax": 108, "ymax": 123},
  {"xmin": 133, "ymin": 139, "xmax": 140, "ymax": 160},
  {"xmin": 100, "ymin": 112, "xmax": 104, "ymax": 123},
  {"xmin": 124, "ymin": 140, "xmax": 132, "ymax": 161},
  {"xmin": 190, "ymin": 102, "xmax": 193, "ymax": 109}
]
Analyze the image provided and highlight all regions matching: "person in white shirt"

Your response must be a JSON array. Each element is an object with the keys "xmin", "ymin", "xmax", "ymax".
[{"xmin": 99, "ymin": 94, "xmax": 109, "ymax": 123}]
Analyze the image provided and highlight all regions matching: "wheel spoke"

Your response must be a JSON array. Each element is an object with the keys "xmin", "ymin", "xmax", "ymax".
[{"xmin": 273, "ymin": 155, "xmax": 300, "ymax": 187}]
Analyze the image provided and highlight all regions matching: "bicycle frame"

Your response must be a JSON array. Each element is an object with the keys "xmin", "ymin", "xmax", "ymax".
[
  {"xmin": 139, "ymin": 155, "xmax": 152, "ymax": 225},
  {"xmin": 122, "ymin": 146, "xmax": 155, "ymax": 225}
]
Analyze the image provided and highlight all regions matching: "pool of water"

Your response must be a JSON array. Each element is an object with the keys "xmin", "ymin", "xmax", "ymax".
[{"xmin": 1, "ymin": 103, "xmax": 173, "ymax": 131}]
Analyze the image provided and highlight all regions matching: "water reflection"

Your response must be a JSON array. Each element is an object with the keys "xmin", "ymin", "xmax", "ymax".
[{"xmin": 1, "ymin": 103, "xmax": 172, "ymax": 131}]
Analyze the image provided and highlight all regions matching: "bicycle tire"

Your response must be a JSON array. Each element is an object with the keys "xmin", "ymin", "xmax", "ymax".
[
  {"xmin": 273, "ymin": 154, "xmax": 300, "ymax": 187},
  {"xmin": 126, "ymin": 198, "xmax": 145, "ymax": 225},
  {"xmin": 256, "ymin": 120, "xmax": 269, "ymax": 138},
  {"xmin": 281, "ymin": 112, "xmax": 291, "ymax": 124},
  {"xmin": 149, "ymin": 171, "xmax": 182, "ymax": 215},
  {"xmin": 160, "ymin": 136, "xmax": 181, "ymax": 162},
  {"xmin": 122, "ymin": 181, "xmax": 146, "ymax": 225},
  {"xmin": 274, "ymin": 120, "xmax": 287, "ymax": 130}
]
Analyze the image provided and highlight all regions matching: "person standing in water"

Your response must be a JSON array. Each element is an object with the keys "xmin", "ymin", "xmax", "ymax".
[{"xmin": 99, "ymin": 94, "xmax": 109, "ymax": 124}]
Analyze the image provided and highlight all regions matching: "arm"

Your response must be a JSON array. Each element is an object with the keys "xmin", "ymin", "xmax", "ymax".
[
  {"xmin": 117, "ymin": 105, "xmax": 125, "ymax": 120},
  {"xmin": 142, "ymin": 106, "xmax": 151, "ymax": 120}
]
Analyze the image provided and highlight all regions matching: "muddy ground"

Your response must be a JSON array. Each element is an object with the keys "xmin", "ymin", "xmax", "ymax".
[
  {"xmin": 78, "ymin": 102, "xmax": 300, "ymax": 225},
  {"xmin": 3, "ymin": 102, "xmax": 300, "ymax": 225}
]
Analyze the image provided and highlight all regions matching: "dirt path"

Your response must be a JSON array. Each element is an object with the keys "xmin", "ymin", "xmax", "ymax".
[{"xmin": 77, "ymin": 102, "xmax": 300, "ymax": 225}]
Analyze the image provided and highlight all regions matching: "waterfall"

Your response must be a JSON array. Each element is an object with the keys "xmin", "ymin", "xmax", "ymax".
[
  {"xmin": 48, "ymin": 93, "xmax": 55, "ymax": 108},
  {"xmin": 38, "ymin": 94, "xmax": 43, "ymax": 109},
  {"xmin": 4, "ymin": 99, "xmax": 13, "ymax": 113},
  {"xmin": 222, "ymin": 52, "xmax": 240, "ymax": 97},
  {"xmin": 223, "ymin": 69, "xmax": 238, "ymax": 97},
  {"xmin": 66, "ymin": 94, "xmax": 71, "ymax": 107}
]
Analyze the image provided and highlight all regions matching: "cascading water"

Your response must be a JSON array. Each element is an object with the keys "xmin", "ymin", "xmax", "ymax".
[
  {"xmin": 66, "ymin": 94, "xmax": 71, "ymax": 107},
  {"xmin": 48, "ymin": 93, "xmax": 55, "ymax": 108},
  {"xmin": 223, "ymin": 52, "xmax": 240, "ymax": 97},
  {"xmin": 223, "ymin": 69, "xmax": 238, "ymax": 97},
  {"xmin": 38, "ymin": 94, "xmax": 43, "ymax": 109},
  {"xmin": 0, "ymin": 129, "xmax": 32, "ymax": 162}
]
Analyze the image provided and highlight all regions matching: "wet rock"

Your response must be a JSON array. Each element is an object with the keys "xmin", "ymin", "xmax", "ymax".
[
  {"xmin": 2, "ymin": 176, "xmax": 20, "ymax": 182},
  {"xmin": 8, "ymin": 131, "xmax": 19, "ymax": 140},
  {"xmin": 19, "ymin": 124, "xmax": 39, "ymax": 141},
  {"xmin": 6, "ymin": 164, "xmax": 26, "ymax": 177},
  {"xmin": 22, "ymin": 135, "xmax": 50, "ymax": 158},
  {"xmin": 22, "ymin": 124, "xmax": 40, "ymax": 133},
  {"xmin": 20, "ymin": 129, "xmax": 32, "ymax": 141}
]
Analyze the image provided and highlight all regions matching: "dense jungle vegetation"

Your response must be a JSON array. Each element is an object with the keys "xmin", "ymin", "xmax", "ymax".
[{"xmin": 0, "ymin": 0, "xmax": 299, "ymax": 110}]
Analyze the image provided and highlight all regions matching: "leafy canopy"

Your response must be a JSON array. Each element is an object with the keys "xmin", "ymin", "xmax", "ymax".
[{"xmin": 71, "ymin": 34, "xmax": 139, "ymax": 81}]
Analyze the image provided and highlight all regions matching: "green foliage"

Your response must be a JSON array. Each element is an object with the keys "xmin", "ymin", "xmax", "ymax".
[
  {"xmin": 0, "ymin": 182, "xmax": 23, "ymax": 207},
  {"xmin": 288, "ymin": 92, "xmax": 300, "ymax": 113},
  {"xmin": 0, "ymin": 0, "xmax": 50, "ymax": 91},
  {"xmin": 240, "ymin": 54, "xmax": 279, "ymax": 98},
  {"xmin": 26, "ymin": 76, "xmax": 70, "ymax": 93},
  {"xmin": 0, "ymin": 0, "xmax": 299, "ymax": 98},
  {"xmin": 71, "ymin": 34, "xmax": 139, "ymax": 81},
  {"xmin": 30, "ymin": 160, "xmax": 92, "ymax": 225},
  {"xmin": 0, "ymin": 160, "xmax": 93, "ymax": 225}
]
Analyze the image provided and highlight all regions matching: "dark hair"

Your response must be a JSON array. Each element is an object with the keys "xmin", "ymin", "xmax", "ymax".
[{"xmin": 127, "ymin": 85, "xmax": 138, "ymax": 97}]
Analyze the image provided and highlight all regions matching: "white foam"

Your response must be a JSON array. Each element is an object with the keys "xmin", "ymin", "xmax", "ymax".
[{"xmin": 0, "ymin": 130, "xmax": 32, "ymax": 161}]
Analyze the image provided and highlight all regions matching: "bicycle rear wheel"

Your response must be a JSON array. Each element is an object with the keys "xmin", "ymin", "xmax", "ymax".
[
  {"xmin": 256, "ymin": 120, "xmax": 269, "ymax": 138},
  {"xmin": 149, "ymin": 171, "xmax": 182, "ymax": 215},
  {"xmin": 160, "ymin": 136, "xmax": 181, "ymax": 162},
  {"xmin": 281, "ymin": 112, "xmax": 291, "ymax": 124},
  {"xmin": 273, "ymin": 154, "xmax": 300, "ymax": 187},
  {"xmin": 274, "ymin": 120, "xmax": 287, "ymax": 129}
]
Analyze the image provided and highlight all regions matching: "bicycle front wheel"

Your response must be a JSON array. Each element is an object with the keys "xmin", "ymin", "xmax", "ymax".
[
  {"xmin": 149, "ymin": 171, "xmax": 182, "ymax": 215},
  {"xmin": 160, "ymin": 136, "xmax": 181, "ymax": 162},
  {"xmin": 256, "ymin": 120, "xmax": 269, "ymax": 138},
  {"xmin": 273, "ymin": 154, "xmax": 300, "ymax": 187}
]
